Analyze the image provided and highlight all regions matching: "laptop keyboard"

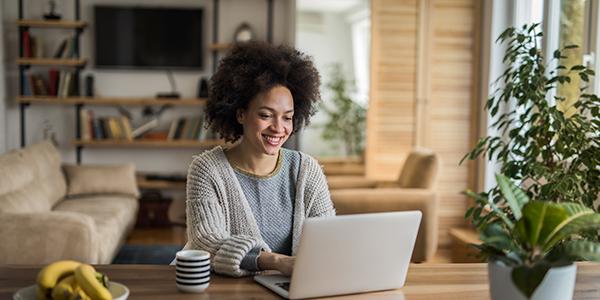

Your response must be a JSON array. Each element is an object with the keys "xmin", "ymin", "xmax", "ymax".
[{"xmin": 275, "ymin": 282, "xmax": 290, "ymax": 291}]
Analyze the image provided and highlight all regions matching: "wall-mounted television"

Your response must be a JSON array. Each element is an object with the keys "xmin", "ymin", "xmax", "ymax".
[{"xmin": 94, "ymin": 6, "xmax": 204, "ymax": 70}]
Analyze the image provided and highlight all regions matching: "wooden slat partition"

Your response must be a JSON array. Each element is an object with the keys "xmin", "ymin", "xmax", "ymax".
[
  {"xmin": 366, "ymin": 0, "xmax": 419, "ymax": 180},
  {"xmin": 424, "ymin": 0, "xmax": 478, "ymax": 246},
  {"xmin": 368, "ymin": 0, "xmax": 480, "ymax": 247}
]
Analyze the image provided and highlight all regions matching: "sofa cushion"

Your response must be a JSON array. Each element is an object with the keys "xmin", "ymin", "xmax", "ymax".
[
  {"xmin": 63, "ymin": 164, "xmax": 139, "ymax": 198},
  {"xmin": 0, "ymin": 141, "xmax": 66, "ymax": 213},
  {"xmin": 53, "ymin": 195, "xmax": 139, "ymax": 263}
]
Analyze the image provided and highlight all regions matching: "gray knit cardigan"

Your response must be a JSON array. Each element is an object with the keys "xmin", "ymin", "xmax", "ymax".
[{"xmin": 182, "ymin": 146, "xmax": 336, "ymax": 277}]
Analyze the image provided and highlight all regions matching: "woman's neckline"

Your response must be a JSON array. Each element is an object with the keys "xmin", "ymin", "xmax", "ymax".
[{"xmin": 225, "ymin": 148, "xmax": 284, "ymax": 179}]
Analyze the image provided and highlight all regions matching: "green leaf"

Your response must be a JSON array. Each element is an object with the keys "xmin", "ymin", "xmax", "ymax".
[
  {"xmin": 564, "ymin": 44, "xmax": 579, "ymax": 49},
  {"xmin": 542, "ymin": 208, "xmax": 600, "ymax": 252},
  {"xmin": 496, "ymin": 174, "xmax": 529, "ymax": 219},
  {"xmin": 480, "ymin": 222, "xmax": 517, "ymax": 252},
  {"xmin": 512, "ymin": 263, "xmax": 551, "ymax": 298},
  {"xmin": 570, "ymin": 65, "xmax": 585, "ymax": 71},
  {"xmin": 553, "ymin": 50, "xmax": 561, "ymax": 59},
  {"xmin": 551, "ymin": 240, "xmax": 600, "ymax": 262}
]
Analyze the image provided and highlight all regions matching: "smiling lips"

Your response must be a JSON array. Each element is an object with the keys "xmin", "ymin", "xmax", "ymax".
[{"xmin": 263, "ymin": 134, "xmax": 285, "ymax": 146}]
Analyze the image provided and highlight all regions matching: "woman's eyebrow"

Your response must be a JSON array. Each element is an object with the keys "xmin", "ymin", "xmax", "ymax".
[{"xmin": 258, "ymin": 106, "xmax": 294, "ymax": 113}]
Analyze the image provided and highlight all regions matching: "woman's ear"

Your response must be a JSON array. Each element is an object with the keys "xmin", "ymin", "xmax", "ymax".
[{"xmin": 236, "ymin": 109, "xmax": 245, "ymax": 125}]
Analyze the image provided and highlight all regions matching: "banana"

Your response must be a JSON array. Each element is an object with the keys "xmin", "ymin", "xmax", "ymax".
[
  {"xmin": 37, "ymin": 260, "xmax": 81, "ymax": 297},
  {"xmin": 74, "ymin": 264, "xmax": 112, "ymax": 300},
  {"xmin": 69, "ymin": 285, "xmax": 92, "ymax": 300},
  {"xmin": 95, "ymin": 272, "xmax": 109, "ymax": 289},
  {"xmin": 51, "ymin": 275, "xmax": 76, "ymax": 300}
]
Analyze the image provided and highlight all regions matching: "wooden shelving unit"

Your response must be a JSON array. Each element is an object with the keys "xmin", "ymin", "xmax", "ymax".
[
  {"xmin": 17, "ymin": 19, "xmax": 87, "ymax": 29},
  {"xmin": 16, "ymin": 58, "xmax": 87, "ymax": 66},
  {"xmin": 17, "ymin": 96, "xmax": 207, "ymax": 106},
  {"xmin": 18, "ymin": 0, "xmax": 85, "ymax": 151},
  {"xmin": 136, "ymin": 173, "xmax": 186, "ymax": 190},
  {"xmin": 208, "ymin": 43, "xmax": 232, "ymax": 51},
  {"xmin": 74, "ymin": 139, "xmax": 224, "ymax": 148}
]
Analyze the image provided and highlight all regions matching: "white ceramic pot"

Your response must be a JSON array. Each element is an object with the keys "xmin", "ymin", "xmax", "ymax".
[{"xmin": 488, "ymin": 260, "xmax": 577, "ymax": 300}]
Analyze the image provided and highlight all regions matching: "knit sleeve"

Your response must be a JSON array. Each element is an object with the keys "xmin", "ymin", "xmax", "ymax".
[
  {"xmin": 302, "ymin": 155, "xmax": 336, "ymax": 218},
  {"xmin": 186, "ymin": 155, "xmax": 262, "ymax": 277}
]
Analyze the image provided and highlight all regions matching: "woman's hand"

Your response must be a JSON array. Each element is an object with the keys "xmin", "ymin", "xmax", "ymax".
[{"xmin": 257, "ymin": 251, "xmax": 295, "ymax": 276}]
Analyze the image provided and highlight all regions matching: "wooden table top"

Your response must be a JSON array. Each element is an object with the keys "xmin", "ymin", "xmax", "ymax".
[{"xmin": 2, "ymin": 263, "xmax": 600, "ymax": 299}]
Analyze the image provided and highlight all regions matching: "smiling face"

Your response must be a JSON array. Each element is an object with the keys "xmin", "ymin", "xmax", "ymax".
[{"xmin": 237, "ymin": 85, "xmax": 294, "ymax": 156}]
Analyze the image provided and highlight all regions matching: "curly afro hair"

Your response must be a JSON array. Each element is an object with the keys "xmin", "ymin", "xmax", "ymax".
[{"xmin": 206, "ymin": 41, "xmax": 321, "ymax": 142}]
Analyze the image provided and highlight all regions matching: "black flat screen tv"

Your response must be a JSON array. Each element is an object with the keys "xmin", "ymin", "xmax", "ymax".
[{"xmin": 94, "ymin": 6, "xmax": 203, "ymax": 70}]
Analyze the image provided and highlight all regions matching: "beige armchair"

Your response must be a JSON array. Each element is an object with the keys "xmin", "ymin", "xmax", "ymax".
[{"xmin": 328, "ymin": 149, "xmax": 440, "ymax": 262}]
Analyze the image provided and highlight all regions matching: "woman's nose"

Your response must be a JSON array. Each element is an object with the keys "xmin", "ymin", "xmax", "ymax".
[{"xmin": 270, "ymin": 119, "xmax": 285, "ymax": 133}]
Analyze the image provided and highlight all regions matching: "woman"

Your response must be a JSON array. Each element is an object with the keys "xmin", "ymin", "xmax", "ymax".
[{"xmin": 183, "ymin": 42, "xmax": 336, "ymax": 277}]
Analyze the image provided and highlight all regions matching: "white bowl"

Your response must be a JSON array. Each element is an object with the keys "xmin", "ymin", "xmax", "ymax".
[
  {"xmin": 176, "ymin": 264, "xmax": 211, "ymax": 273},
  {"xmin": 177, "ymin": 281, "xmax": 210, "ymax": 293},
  {"xmin": 176, "ymin": 250, "xmax": 210, "ymax": 261},
  {"xmin": 13, "ymin": 281, "xmax": 129, "ymax": 300}
]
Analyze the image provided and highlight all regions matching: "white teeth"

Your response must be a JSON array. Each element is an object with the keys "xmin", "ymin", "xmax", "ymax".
[{"xmin": 263, "ymin": 135, "xmax": 282, "ymax": 145}]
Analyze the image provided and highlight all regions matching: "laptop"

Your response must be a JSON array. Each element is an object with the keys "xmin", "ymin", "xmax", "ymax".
[{"xmin": 254, "ymin": 211, "xmax": 421, "ymax": 299}]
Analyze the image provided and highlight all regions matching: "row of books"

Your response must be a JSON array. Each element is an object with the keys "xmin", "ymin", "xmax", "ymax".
[
  {"xmin": 79, "ymin": 110, "xmax": 134, "ymax": 141},
  {"xmin": 79, "ymin": 110, "xmax": 211, "ymax": 141},
  {"xmin": 22, "ymin": 32, "xmax": 77, "ymax": 59},
  {"xmin": 22, "ymin": 69, "xmax": 77, "ymax": 97},
  {"xmin": 167, "ymin": 116, "xmax": 209, "ymax": 141}
]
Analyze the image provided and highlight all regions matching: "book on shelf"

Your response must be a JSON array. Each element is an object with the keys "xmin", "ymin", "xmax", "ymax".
[
  {"xmin": 108, "ymin": 117, "xmax": 121, "ymax": 140},
  {"xmin": 119, "ymin": 116, "xmax": 134, "ymax": 141},
  {"xmin": 48, "ymin": 69, "xmax": 59, "ymax": 96},
  {"xmin": 60, "ymin": 72, "xmax": 72, "ymax": 98},
  {"xmin": 22, "ymin": 31, "xmax": 31, "ymax": 58},
  {"xmin": 79, "ymin": 109, "xmax": 94, "ymax": 141},
  {"xmin": 53, "ymin": 38, "xmax": 68, "ymax": 58},
  {"xmin": 167, "ymin": 119, "xmax": 178, "ymax": 140},
  {"xmin": 173, "ymin": 118, "xmax": 186, "ymax": 140},
  {"xmin": 32, "ymin": 35, "xmax": 44, "ymax": 58}
]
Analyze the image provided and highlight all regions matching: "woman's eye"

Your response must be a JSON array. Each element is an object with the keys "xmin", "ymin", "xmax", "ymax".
[
  {"xmin": 259, "ymin": 114, "xmax": 271, "ymax": 119},
  {"xmin": 284, "ymin": 117, "xmax": 293, "ymax": 121}
]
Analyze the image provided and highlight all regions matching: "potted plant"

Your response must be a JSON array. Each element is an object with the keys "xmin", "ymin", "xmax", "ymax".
[
  {"xmin": 320, "ymin": 64, "xmax": 367, "ymax": 157},
  {"xmin": 467, "ymin": 173, "xmax": 600, "ymax": 300},
  {"xmin": 461, "ymin": 23, "xmax": 600, "ymax": 300}
]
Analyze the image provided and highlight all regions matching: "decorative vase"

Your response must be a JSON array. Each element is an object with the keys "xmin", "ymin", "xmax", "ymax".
[{"xmin": 488, "ymin": 260, "xmax": 577, "ymax": 300}]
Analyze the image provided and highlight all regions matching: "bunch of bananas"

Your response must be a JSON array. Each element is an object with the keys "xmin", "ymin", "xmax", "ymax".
[{"xmin": 36, "ymin": 260, "xmax": 112, "ymax": 300}]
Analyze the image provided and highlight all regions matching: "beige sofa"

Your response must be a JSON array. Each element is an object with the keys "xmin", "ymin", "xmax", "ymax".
[
  {"xmin": 327, "ymin": 149, "xmax": 440, "ymax": 262},
  {"xmin": 0, "ymin": 141, "xmax": 139, "ymax": 264}
]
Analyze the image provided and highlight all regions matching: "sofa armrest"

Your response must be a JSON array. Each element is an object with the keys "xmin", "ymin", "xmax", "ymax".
[
  {"xmin": 63, "ymin": 163, "xmax": 139, "ymax": 198},
  {"xmin": 326, "ymin": 176, "xmax": 378, "ymax": 190},
  {"xmin": 330, "ymin": 188, "xmax": 438, "ymax": 262},
  {"xmin": 0, "ymin": 211, "xmax": 99, "ymax": 264}
]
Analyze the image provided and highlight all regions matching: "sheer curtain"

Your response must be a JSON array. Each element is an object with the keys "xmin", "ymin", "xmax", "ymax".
[
  {"xmin": 479, "ymin": 0, "xmax": 544, "ymax": 192},
  {"xmin": 480, "ymin": 0, "xmax": 599, "ymax": 192}
]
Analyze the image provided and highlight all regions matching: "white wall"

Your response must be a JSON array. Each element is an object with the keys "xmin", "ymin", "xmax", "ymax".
[
  {"xmin": 296, "ymin": 8, "xmax": 358, "ymax": 157},
  {"xmin": 2, "ymin": 0, "xmax": 294, "ymax": 172}
]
